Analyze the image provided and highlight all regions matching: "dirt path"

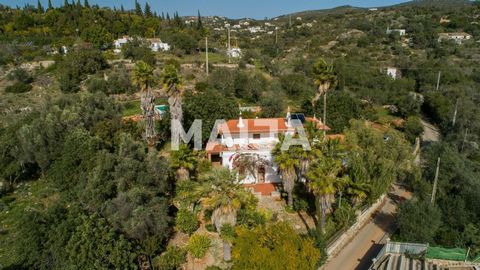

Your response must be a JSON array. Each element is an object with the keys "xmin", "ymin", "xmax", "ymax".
[
  {"xmin": 421, "ymin": 118, "xmax": 440, "ymax": 142},
  {"xmin": 323, "ymin": 184, "xmax": 412, "ymax": 270}
]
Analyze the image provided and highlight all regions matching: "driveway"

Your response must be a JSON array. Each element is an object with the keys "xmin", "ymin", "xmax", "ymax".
[{"xmin": 323, "ymin": 184, "xmax": 412, "ymax": 270}]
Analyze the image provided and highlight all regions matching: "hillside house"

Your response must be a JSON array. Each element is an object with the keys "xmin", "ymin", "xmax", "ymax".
[
  {"xmin": 206, "ymin": 111, "xmax": 330, "ymax": 196},
  {"xmin": 438, "ymin": 32, "xmax": 472, "ymax": 44},
  {"xmin": 386, "ymin": 28, "xmax": 406, "ymax": 36},
  {"xmin": 227, "ymin": 47, "xmax": 242, "ymax": 58},
  {"xmin": 147, "ymin": 38, "xmax": 171, "ymax": 52},
  {"xmin": 386, "ymin": 67, "xmax": 400, "ymax": 80},
  {"xmin": 113, "ymin": 36, "xmax": 130, "ymax": 54}
]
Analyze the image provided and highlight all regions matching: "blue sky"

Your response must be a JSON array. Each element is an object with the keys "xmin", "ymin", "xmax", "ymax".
[{"xmin": 3, "ymin": 0, "xmax": 410, "ymax": 19}]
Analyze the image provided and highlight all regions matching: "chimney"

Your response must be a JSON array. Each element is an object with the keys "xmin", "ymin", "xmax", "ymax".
[
  {"xmin": 286, "ymin": 106, "xmax": 292, "ymax": 127},
  {"xmin": 237, "ymin": 111, "xmax": 245, "ymax": 128}
]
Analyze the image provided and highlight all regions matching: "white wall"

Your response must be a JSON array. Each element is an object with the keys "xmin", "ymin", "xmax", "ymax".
[{"xmin": 221, "ymin": 150, "xmax": 281, "ymax": 184}]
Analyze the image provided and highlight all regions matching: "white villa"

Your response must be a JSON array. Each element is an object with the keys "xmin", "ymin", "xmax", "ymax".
[
  {"xmin": 147, "ymin": 38, "xmax": 171, "ymax": 52},
  {"xmin": 113, "ymin": 36, "xmax": 130, "ymax": 54},
  {"xmin": 386, "ymin": 67, "xmax": 400, "ymax": 80},
  {"xmin": 386, "ymin": 28, "xmax": 406, "ymax": 36},
  {"xmin": 438, "ymin": 32, "xmax": 472, "ymax": 44},
  {"xmin": 227, "ymin": 47, "xmax": 242, "ymax": 58},
  {"xmin": 206, "ymin": 111, "xmax": 330, "ymax": 196},
  {"xmin": 112, "ymin": 36, "xmax": 170, "ymax": 53}
]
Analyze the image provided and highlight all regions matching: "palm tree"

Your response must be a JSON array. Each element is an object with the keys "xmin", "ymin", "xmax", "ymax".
[
  {"xmin": 346, "ymin": 181, "xmax": 371, "ymax": 207},
  {"xmin": 198, "ymin": 168, "xmax": 252, "ymax": 261},
  {"xmin": 161, "ymin": 64, "xmax": 183, "ymax": 143},
  {"xmin": 132, "ymin": 61, "xmax": 156, "ymax": 146},
  {"xmin": 273, "ymin": 145, "xmax": 299, "ymax": 208},
  {"xmin": 312, "ymin": 58, "xmax": 336, "ymax": 136},
  {"xmin": 170, "ymin": 143, "xmax": 197, "ymax": 181},
  {"xmin": 306, "ymin": 157, "xmax": 346, "ymax": 235}
]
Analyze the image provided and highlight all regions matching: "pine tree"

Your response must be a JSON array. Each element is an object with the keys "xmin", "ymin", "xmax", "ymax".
[
  {"xmin": 144, "ymin": 2, "xmax": 152, "ymax": 17},
  {"xmin": 37, "ymin": 0, "xmax": 44, "ymax": 13},
  {"xmin": 135, "ymin": 0, "xmax": 143, "ymax": 16},
  {"xmin": 166, "ymin": 12, "xmax": 170, "ymax": 20},
  {"xmin": 197, "ymin": 10, "xmax": 203, "ymax": 30},
  {"xmin": 161, "ymin": 12, "xmax": 165, "ymax": 20},
  {"xmin": 48, "ymin": 0, "xmax": 53, "ymax": 10},
  {"xmin": 64, "ymin": 0, "xmax": 69, "ymax": 7},
  {"xmin": 120, "ymin": 4, "xmax": 124, "ymax": 12},
  {"xmin": 76, "ymin": 0, "xmax": 82, "ymax": 9},
  {"xmin": 84, "ymin": 0, "xmax": 89, "ymax": 8}
]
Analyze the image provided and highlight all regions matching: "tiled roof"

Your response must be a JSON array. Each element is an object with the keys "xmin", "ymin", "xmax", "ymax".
[{"xmin": 218, "ymin": 118, "xmax": 292, "ymax": 134}]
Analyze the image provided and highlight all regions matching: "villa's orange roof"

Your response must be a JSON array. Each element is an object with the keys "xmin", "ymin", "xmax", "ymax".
[{"xmin": 218, "ymin": 118, "xmax": 292, "ymax": 134}]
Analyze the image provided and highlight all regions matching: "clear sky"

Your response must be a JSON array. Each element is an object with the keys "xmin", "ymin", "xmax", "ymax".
[{"xmin": 2, "ymin": 0, "xmax": 410, "ymax": 19}]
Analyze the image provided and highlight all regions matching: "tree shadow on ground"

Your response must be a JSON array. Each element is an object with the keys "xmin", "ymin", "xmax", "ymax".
[{"xmin": 372, "ymin": 211, "xmax": 396, "ymax": 233}]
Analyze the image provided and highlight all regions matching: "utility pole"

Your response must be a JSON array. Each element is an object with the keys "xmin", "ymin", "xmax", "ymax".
[
  {"xmin": 275, "ymin": 27, "xmax": 278, "ymax": 44},
  {"xmin": 205, "ymin": 37, "xmax": 209, "ymax": 76},
  {"xmin": 431, "ymin": 157, "xmax": 441, "ymax": 205},
  {"xmin": 436, "ymin": 71, "xmax": 442, "ymax": 91},
  {"xmin": 452, "ymin": 98, "xmax": 459, "ymax": 127},
  {"xmin": 461, "ymin": 128, "xmax": 468, "ymax": 153},
  {"xmin": 227, "ymin": 27, "xmax": 231, "ymax": 64}
]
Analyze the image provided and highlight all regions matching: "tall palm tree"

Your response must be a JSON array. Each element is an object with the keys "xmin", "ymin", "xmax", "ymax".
[
  {"xmin": 132, "ymin": 61, "xmax": 156, "ymax": 146},
  {"xmin": 161, "ymin": 64, "xmax": 183, "ymax": 143},
  {"xmin": 306, "ymin": 157, "xmax": 346, "ymax": 235},
  {"xmin": 198, "ymin": 168, "xmax": 252, "ymax": 261},
  {"xmin": 170, "ymin": 143, "xmax": 197, "ymax": 181},
  {"xmin": 273, "ymin": 145, "xmax": 300, "ymax": 208},
  {"xmin": 312, "ymin": 58, "xmax": 336, "ymax": 136}
]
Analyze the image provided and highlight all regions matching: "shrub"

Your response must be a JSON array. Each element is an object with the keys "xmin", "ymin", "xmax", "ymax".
[
  {"xmin": 176, "ymin": 209, "xmax": 199, "ymax": 235},
  {"xmin": 404, "ymin": 116, "xmax": 424, "ymax": 143},
  {"xmin": 233, "ymin": 222, "xmax": 320, "ymax": 269},
  {"xmin": 153, "ymin": 246, "xmax": 187, "ymax": 270},
  {"xmin": 187, "ymin": 234, "xmax": 211, "ymax": 259},
  {"xmin": 7, "ymin": 68, "xmax": 33, "ymax": 84},
  {"xmin": 5, "ymin": 82, "xmax": 32, "ymax": 93},
  {"xmin": 236, "ymin": 209, "xmax": 267, "ymax": 228},
  {"xmin": 87, "ymin": 76, "xmax": 109, "ymax": 93},
  {"xmin": 205, "ymin": 223, "xmax": 216, "ymax": 232}
]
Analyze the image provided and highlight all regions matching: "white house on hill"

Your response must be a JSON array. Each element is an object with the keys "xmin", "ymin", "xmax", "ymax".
[
  {"xmin": 438, "ymin": 32, "xmax": 472, "ymax": 44},
  {"xmin": 113, "ymin": 36, "xmax": 130, "ymax": 54},
  {"xmin": 386, "ymin": 28, "xmax": 406, "ymax": 36},
  {"xmin": 147, "ymin": 38, "xmax": 171, "ymax": 52},
  {"xmin": 227, "ymin": 47, "xmax": 242, "ymax": 58},
  {"xmin": 206, "ymin": 111, "xmax": 330, "ymax": 196}
]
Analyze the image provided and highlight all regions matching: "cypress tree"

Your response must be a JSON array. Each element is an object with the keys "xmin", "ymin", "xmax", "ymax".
[
  {"xmin": 76, "ymin": 0, "xmax": 81, "ymax": 8},
  {"xmin": 135, "ymin": 0, "xmax": 143, "ymax": 16},
  {"xmin": 197, "ymin": 10, "xmax": 203, "ymax": 30},
  {"xmin": 121, "ymin": 4, "xmax": 124, "ymax": 12},
  {"xmin": 37, "ymin": 0, "xmax": 44, "ymax": 13},
  {"xmin": 48, "ymin": 0, "xmax": 53, "ymax": 10},
  {"xmin": 84, "ymin": 0, "xmax": 89, "ymax": 8},
  {"xmin": 64, "ymin": 0, "xmax": 69, "ymax": 7},
  {"xmin": 144, "ymin": 2, "xmax": 152, "ymax": 17},
  {"xmin": 166, "ymin": 12, "xmax": 170, "ymax": 20}
]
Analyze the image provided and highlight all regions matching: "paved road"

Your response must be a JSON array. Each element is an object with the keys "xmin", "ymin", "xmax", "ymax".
[{"xmin": 323, "ymin": 184, "xmax": 412, "ymax": 270}]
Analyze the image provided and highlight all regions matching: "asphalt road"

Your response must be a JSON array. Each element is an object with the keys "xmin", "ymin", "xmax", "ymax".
[{"xmin": 323, "ymin": 184, "xmax": 412, "ymax": 270}]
